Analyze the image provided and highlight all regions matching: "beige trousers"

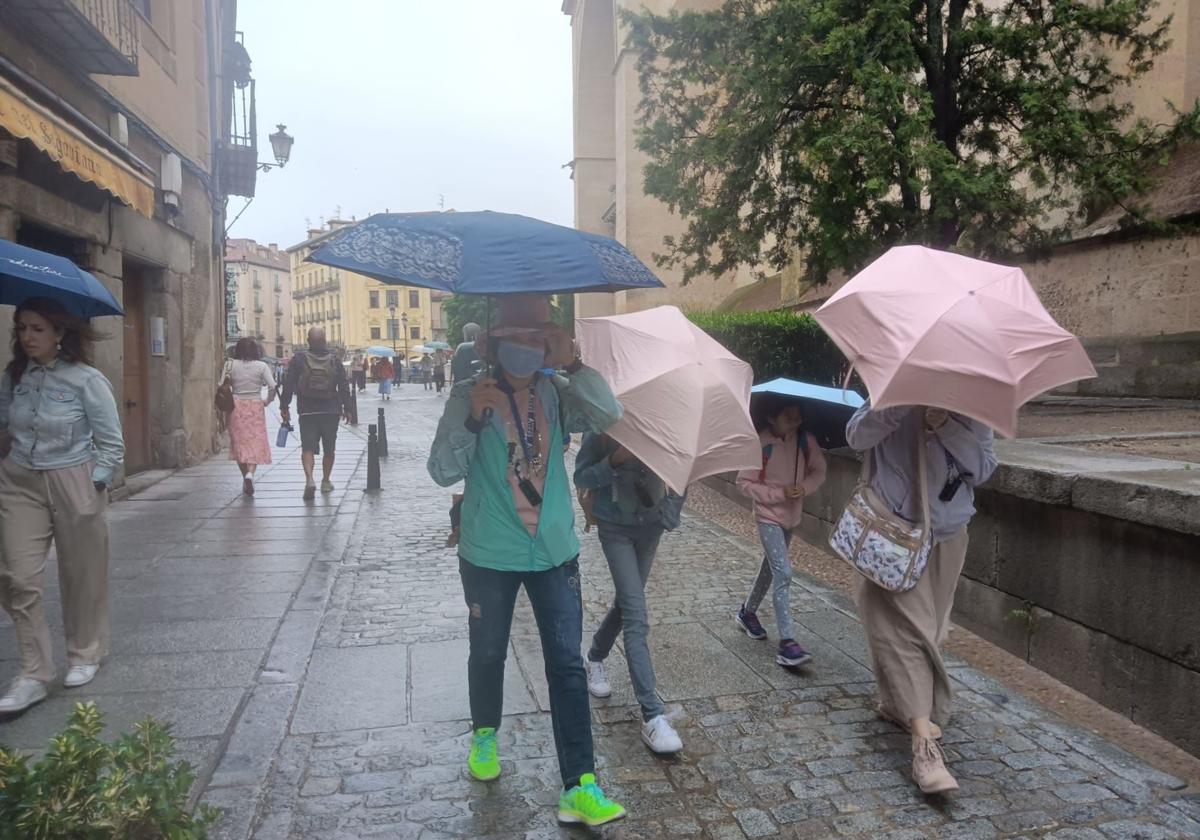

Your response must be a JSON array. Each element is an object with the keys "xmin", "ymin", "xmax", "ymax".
[
  {"xmin": 853, "ymin": 528, "xmax": 969, "ymax": 727},
  {"xmin": 0, "ymin": 460, "xmax": 110, "ymax": 682}
]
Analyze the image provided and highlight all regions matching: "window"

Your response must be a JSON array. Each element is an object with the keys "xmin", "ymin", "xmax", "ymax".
[
  {"xmin": 370, "ymin": 327, "xmax": 381, "ymax": 340},
  {"xmin": 387, "ymin": 319, "xmax": 399, "ymax": 340},
  {"xmin": 409, "ymin": 290, "xmax": 420, "ymax": 309},
  {"xmin": 369, "ymin": 290, "xmax": 380, "ymax": 308},
  {"xmin": 273, "ymin": 273, "xmax": 281, "ymax": 291},
  {"xmin": 410, "ymin": 326, "xmax": 420, "ymax": 339},
  {"xmin": 275, "ymin": 317, "xmax": 282, "ymax": 335},
  {"xmin": 385, "ymin": 289, "xmax": 399, "ymax": 308},
  {"xmin": 254, "ymin": 317, "xmax": 262, "ymax": 336},
  {"xmin": 133, "ymin": 0, "xmax": 151, "ymax": 20}
]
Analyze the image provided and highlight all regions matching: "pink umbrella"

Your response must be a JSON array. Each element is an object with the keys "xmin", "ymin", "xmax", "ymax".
[
  {"xmin": 576, "ymin": 306, "xmax": 762, "ymax": 493},
  {"xmin": 814, "ymin": 246, "xmax": 1096, "ymax": 438}
]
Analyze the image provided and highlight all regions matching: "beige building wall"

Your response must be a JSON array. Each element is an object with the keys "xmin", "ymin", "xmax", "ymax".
[
  {"xmin": 288, "ymin": 222, "xmax": 434, "ymax": 356},
  {"xmin": 226, "ymin": 239, "xmax": 294, "ymax": 359}
]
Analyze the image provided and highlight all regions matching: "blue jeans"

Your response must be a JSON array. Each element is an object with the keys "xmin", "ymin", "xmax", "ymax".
[
  {"xmin": 588, "ymin": 521, "xmax": 666, "ymax": 722},
  {"xmin": 745, "ymin": 523, "xmax": 796, "ymax": 641},
  {"xmin": 458, "ymin": 556, "xmax": 593, "ymax": 789}
]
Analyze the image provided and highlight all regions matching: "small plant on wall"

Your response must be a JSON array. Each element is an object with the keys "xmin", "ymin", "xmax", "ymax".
[{"xmin": 0, "ymin": 702, "xmax": 219, "ymax": 838}]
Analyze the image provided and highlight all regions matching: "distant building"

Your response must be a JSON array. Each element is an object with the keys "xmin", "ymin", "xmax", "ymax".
[
  {"xmin": 225, "ymin": 239, "xmax": 293, "ymax": 360},
  {"xmin": 287, "ymin": 220, "xmax": 435, "ymax": 358}
]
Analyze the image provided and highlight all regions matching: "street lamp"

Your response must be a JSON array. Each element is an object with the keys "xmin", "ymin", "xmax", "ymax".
[
  {"xmin": 388, "ymin": 304, "xmax": 397, "ymax": 355},
  {"xmin": 401, "ymin": 312, "xmax": 409, "ymax": 377},
  {"xmin": 257, "ymin": 124, "xmax": 294, "ymax": 172}
]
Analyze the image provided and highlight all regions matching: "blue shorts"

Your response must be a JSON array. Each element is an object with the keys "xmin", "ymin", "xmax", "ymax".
[{"xmin": 379, "ymin": 379, "xmax": 393, "ymax": 395}]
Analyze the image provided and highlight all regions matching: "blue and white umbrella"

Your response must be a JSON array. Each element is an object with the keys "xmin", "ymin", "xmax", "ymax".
[
  {"xmin": 751, "ymin": 378, "xmax": 866, "ymax": 450},
  {"xmin": 365, "ymin": 345, "xmax": 396, "ymax": 358},
  {"xmin": 0, "ymin": 238, "xmax": 123, "ymax": 317}
]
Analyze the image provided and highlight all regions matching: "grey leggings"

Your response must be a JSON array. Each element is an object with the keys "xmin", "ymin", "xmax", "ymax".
[{"xmin": 745, "ymin": 523, "xmax": 795, "ymax": 641}]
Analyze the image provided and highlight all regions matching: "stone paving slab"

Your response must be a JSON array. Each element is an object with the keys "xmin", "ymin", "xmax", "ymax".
[
  {"xmin": 291, "ymin": 645, "xmax": 408, "ymax": 734},
  {"xmin": 219, "ymin": 390, "xmax": 1196, "ymax": 840},
  {"xmin": 410, "ymin": 638, "xmax": 539, "ymax": 723}
]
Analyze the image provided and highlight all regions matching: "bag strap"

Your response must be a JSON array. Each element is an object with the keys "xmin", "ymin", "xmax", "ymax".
[
  {"xmin": 860, "ymin": 421, "xmax": 932, "ymax": 536},
  {"xmin": 221, "ymin": 360, "xmax": 233, "ymax": 385}
]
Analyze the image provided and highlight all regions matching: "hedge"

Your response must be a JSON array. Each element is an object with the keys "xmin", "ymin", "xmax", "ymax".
[{"xmin": 687, "ymin": 310, "xmax": 850, "ymax": 387}]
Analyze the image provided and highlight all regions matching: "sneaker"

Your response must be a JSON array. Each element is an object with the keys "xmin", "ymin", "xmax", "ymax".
[
  {"xmin": 586, "ymin": 659, "xmax": 612, "ymax": 699},
  {"xmin": 63, "ymin": 664, "xmax": 99, "ymax": 688},
  {"xmin": 776, "ymin": 639, "xmax": 814, "ymax": 667},
  {"xmin": 302, "ymin": 483, "xmax": 316, "ymax": 501},
  {"xmin": 0, "ymin": 677, "xmax": 48, "ymax": 713},
  {"xmin": 735, "ymin": 605, "xmax": 768, "ymax": 640},
  {"xmin": 321, "ymin": 479, "xmax": 335, "ymax": 493},
  {"xmin": 557, "ymin": 773, "xmax": 626, "ymax": 826},
  {"xmin": 912, "ymin": 735, "xmax": 958, "ymax": 794},
  {"xmin": 641, "ymin": 714, "xmax": 683, "ymax": 754},
  {"xmin": 467, "ymin": 727, "xmax": 500, "ymax": 781}
]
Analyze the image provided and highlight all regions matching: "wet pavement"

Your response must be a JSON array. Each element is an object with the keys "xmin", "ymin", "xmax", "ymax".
[{"xmin": 2, "ymin": 388, "xmax": 1198, "ymax": 839}]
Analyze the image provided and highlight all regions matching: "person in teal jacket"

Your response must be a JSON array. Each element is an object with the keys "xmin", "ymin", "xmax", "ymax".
[{"xmin": 428, "ymin": 294, "xmax": 627, "ymax": 828}]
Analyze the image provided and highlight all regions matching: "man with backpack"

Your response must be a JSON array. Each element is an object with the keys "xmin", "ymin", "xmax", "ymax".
[{"xmin": 280, "ymin": 328, "xmax": 350, "ymax": 500}]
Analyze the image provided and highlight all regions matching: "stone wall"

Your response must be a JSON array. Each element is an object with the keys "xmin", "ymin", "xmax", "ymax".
[{"xmin": 704, "ymin": 442, "xmax": 1200, "ymax": 757}]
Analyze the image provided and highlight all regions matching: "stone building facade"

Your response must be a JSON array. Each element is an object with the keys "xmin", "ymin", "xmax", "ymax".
[
  {"xmin": 225, "ymin": 238, "xmax": 293, "ymax": 361},
  {"xmin": 0, "ymin": 0, "xmax": 242, "ymax": 476}
]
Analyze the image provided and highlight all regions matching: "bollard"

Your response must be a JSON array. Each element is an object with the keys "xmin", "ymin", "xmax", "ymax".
[
  {"xmin": 347, "ymin": 388, "xmax": 359, "ymax": 426},
  {"xmin": 366, "ymin": 424, "xmax": 381, "ymax": 492},
  {"xmin": 377, "ymin": 407, "xmax": 389, "ymax": 458}
]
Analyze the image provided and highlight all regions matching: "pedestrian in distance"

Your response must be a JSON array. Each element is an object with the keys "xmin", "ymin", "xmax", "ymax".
[
  {"xmin": 0, "ymin": 297, "xmax": 124, "ymax": 712},
  {"xmin": 845, "ymin": 403, "xmax": 996, "ymax": 795},
  {"xmin": 393, "ymin": 357, "xmax": 403, "ymax": 386},
  {"xmin": 735, "ymin": 397, "xmax": 827, "ymax": 668},
  {"xmin": 279, "ymin": 327, "xmax": 350, "ymax": 500},
  {"xmin": 376, "ymin": 357, "xmax": 395, "ymax": 401},
  {"xmin": 433, "ymin": 350, "xmax": 447, "ymax": 394},
  {"xmin": 421, "ymin": 353, "xmax": 434, "ymax": 391},
  {"xmin": 428, "ymin": 294, "xmax": 628, "ymax": 828},
  {"xmin": 353, "ymin": 353, "xmax": 368, "ymax": 392},
  {"xmin": 450, "ymin": 322, "xmax": 481, "ymax": 385},
  {"xmin": 575, "ymin": 433, "xmax": 686, "ymax": 754},
  {"xmin": 222, "ymin": 337, "xmax": 277, "ymax": 496}
]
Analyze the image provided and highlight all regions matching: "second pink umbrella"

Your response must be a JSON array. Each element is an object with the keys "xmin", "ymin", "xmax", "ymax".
[{"xmin": 814, "ymin": 246, "xmax": 1096, "ymax": 438}]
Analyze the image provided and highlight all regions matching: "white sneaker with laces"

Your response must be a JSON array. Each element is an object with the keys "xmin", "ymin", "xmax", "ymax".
[
  {"xmin": 0, "ymin": 677, "xmax": 48, "ymax": 713},
  {"xmin": 586, "ymin": 659, "xmax": 612, "ymax": 698},
  {"xmin": 64, "ymin": 664, "xmax": 99, "ymax": 688},
  {"xmin": 641, "ymin": 714, "xmax": 683, "ymax": 754}
]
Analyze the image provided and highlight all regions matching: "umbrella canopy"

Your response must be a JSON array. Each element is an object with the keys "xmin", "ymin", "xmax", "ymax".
[
  {"xmin": 814, "ymin": 245, "xmax": 1096, "ymax": 438},
  {"xmin": 423, "ymin": 340, "xmax": 452, "ymax": 351},
  {"xmin": 577, "ymin": 305, "xmax": 761, "ymax": 494},
  {"xmin": 306, "ymin": 211, "xmax": 665, "ymax": 295},
  {"xmin": 0, "ymin": 239, "xmax": 123, "ymax": 317},
  {"xmin": 365, "ymin": 345, "xmax": 396, "ymax": 358},
  {"xmin": 751, "ymin": 378, "xmax": 866, "ymax": 450}
]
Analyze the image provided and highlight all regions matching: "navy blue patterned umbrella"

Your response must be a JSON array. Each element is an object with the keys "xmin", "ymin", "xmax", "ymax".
[{"xmin": 306, "ymin": 211, "xmax": 664, "ymax": 295}]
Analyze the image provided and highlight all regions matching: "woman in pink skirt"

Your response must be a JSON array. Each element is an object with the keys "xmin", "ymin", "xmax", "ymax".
[{"xmin": 223, "ymin": 338, "xmax": 277, "ymax": 496}]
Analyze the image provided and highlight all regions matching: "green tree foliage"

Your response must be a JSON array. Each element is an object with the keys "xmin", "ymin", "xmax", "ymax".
[
  {"xmin": 627, "ymin": 0, "xmax": 1199, "ymax": 284},
  {"xmin": 0, "ymin": 702, "xmax": 218, "ymax": 838},
  {"xmin": 687, "ymin": 309, "xmax": 851, "ymax": 385},
  {"xmin": 444, "ymin": 295, "xmax": 577, "ymax": 345}
]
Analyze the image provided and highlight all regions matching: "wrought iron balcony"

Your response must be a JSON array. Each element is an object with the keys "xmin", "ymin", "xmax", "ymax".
[{"xmin": 3, "ymin": 0, "xmax": 140, "ymax": 76}]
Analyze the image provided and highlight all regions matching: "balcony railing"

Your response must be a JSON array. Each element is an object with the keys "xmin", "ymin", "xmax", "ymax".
[{"xmin": 5, "ymin": 0, "xmax": 140, "ymax": 75}]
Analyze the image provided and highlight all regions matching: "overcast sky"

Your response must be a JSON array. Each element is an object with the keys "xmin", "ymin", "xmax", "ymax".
[{"xmin": 227, "ymin": 0, "xmax": 575, "ymax": 249}]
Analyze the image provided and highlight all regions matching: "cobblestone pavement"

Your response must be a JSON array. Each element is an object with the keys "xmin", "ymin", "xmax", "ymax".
[{"xmin": 195, "ymin": 387, "xmax": 1197, "ymax": 840}]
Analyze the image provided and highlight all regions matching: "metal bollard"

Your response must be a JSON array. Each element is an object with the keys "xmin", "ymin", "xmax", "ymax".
[
  {"xmin": 377, "ymin": 407, "xmax": 389, "ymax": 458},
  {"xmin": 366, "ymin": 424, "xmax": 381, "ymax": 492},
  {"xmin": 348, "ymin": 388, "xmax": 359, "ymax": 426}
]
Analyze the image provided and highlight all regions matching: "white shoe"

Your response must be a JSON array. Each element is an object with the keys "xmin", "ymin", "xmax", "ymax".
[
  {"xmin": 641, "ymin": 714, "xmax": 683, "ymax": 754},
  {"xmin": 64, "ymin": 664, "xmax": 99, "ymax": 688},
  {"xmin": 0, "ymin": 677, "xmax": 48, "ymax": 713},
  {"xmin": 586, "ymin": 659, "xmax": 612, "ymax": 698}
]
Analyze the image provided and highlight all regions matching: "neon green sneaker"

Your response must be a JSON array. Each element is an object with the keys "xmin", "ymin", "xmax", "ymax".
[
  {"xmin": 557, "ymin": 773, "xmax": 626, "ymax": 826},
  {"xmin": 467, "ymin": 727, "xmax": 500, "ymax": 781}
]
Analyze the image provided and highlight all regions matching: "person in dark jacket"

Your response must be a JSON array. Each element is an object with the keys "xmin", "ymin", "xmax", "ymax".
[{"xmin": 279, "ymin": 328, "xmax": 349, "ymax": 500}]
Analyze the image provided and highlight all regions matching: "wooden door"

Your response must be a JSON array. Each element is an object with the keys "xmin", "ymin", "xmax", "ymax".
[{"xmin": 121, "ymin": 270, "xmax": 151, "ymax": 473}]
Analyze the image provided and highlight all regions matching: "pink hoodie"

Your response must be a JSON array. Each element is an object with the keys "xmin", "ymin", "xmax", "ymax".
[{"xmin": 736, "ymin": 428, "xmax": 828, "ymax": 529}]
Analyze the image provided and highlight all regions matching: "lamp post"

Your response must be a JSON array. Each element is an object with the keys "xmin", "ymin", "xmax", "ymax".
[
  {"xmin": 388, "ymin": 304, "xmax": 397, "ymax": 355},
  {"xmin": 401, "ymin": 312, "xmax": 409, "ymax": 380},
  {"xmin": 257, "ymin": 124, "xmax": 295, "ymax": 172}
]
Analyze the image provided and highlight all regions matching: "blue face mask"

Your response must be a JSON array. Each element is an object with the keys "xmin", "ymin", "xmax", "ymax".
[{"xmin": 497, "ymin": 340, "xmax": 545, "ymax": 378}]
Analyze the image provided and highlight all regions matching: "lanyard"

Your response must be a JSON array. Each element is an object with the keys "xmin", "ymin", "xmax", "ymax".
[{"xmin": 504, "ymin": 380, "xmax": 538, "ymax": 468}]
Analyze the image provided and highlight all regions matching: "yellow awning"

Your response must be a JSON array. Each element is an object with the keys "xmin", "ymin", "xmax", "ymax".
[{"xmin": 0, "ymin": 77, "xmax": 156, "ymax": 218}]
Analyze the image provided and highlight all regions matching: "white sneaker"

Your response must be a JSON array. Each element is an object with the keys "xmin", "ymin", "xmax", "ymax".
[
  {"xmin": 0, "ymin": 677, "xmax": 48, "ymax": 713},
  {"xmin": 641, "ymin": 714, "xmax": 683, "ymax": 754},
  {"xmin": 586, "ymin": 659, "xmax": 612, "ymax": 698},
  {"xmin": 64, "ymin": 664, "xmax": 99, "ymax": 688}
]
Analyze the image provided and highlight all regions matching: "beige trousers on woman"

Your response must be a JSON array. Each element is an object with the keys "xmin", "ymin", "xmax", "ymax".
[
  {"xmin": 853, "ymin": 528, "xmax": 969, "ymax": 728},
  {"xmin": 0, "ymin": 460, "xmax": 109, "ymax": 683}
]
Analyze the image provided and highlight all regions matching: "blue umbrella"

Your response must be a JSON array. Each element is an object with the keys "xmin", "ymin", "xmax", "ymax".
[
  {"xmin": 306, "ymin": 211, "xmax": 665, "ymax": 295},
  {"xmin": 0, "ymin": 239, "xmax": 123, "ymax": 317},
  {"xmin": 751, "ymin": 378, "xmax": 866, "ymax": 450},
  {"xmin": 365, "ymin": 346, "xmax": 396, "ymax": 358}
]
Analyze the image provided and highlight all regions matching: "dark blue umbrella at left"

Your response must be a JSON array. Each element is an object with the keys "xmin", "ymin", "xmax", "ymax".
[
  {"xmin": 306, "ymin": 211, "xmax": 665, "ymax": 295},
  {"xmin": 0, "ymin": 239, "xmax": 123, "ymax": 317}
]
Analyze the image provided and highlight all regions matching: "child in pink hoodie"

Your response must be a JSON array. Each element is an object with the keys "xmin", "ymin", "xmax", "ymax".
[{"xmin": 734, "ymin": 400, "xmax": 827, "ymax": 667}]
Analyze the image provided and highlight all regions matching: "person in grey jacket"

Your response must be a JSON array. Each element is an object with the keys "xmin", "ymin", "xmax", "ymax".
[
  {"xmin": 574, "ymin": 432, "xmax": 685, "ymax": 755},
  {"xmin": 845, "ymin": 403, "xmax": 996, "ymax": 795}
]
